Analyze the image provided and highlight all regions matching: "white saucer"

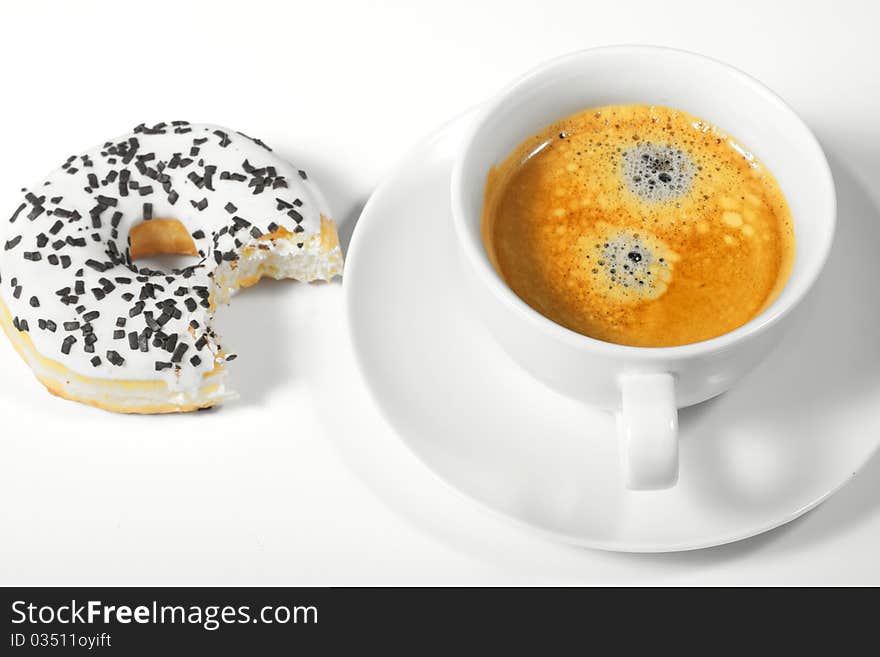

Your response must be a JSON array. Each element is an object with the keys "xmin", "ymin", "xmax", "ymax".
[{"xmin": 344, "ymin": 111, "xmax": 880, "ymax": 552}]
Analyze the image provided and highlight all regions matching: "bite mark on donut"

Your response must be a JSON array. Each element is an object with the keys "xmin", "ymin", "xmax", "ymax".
[{"xmin": 320, "ymin": 215, "xmax": 340, "ymax": 252}]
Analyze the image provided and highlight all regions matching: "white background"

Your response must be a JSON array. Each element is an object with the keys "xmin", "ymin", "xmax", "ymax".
[{"xmin": 1, "ymin": 0, "xmax": 879, "ymax": 585}]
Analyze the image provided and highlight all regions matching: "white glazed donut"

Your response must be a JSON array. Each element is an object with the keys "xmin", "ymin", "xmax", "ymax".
[{"xmin": 0, "ymin": 121, "xmax": 343, "ymax": 413}]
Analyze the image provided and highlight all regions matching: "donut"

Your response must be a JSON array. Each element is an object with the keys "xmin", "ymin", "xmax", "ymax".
[{"xmin": 0, "ymin": 121, "xmax": 343, "ymax": 413}]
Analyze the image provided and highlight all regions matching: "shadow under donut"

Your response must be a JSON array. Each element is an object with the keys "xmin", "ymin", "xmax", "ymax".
[{"xmin": 210, "ymin": 152, "xmax": 364, "ymax": 408}]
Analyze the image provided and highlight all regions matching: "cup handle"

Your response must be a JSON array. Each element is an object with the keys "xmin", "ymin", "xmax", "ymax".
[{"xmin": 617, "ymin": 372, "xmax": 678, "ymax": 490}]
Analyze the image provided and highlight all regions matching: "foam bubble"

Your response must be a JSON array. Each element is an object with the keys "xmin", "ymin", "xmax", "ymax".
[
  {"xmin": 580, "ymin": 228, "xmax": 675, "ymax": 302},
  {"xmin": 621, "ymin": 143, "xmax": 695, "ymax": 202}
]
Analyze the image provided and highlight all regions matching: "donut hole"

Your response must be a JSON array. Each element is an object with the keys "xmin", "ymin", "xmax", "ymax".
[{"xmin": 128, "ymin": 218, "xmax": 202, "ymax": 271}]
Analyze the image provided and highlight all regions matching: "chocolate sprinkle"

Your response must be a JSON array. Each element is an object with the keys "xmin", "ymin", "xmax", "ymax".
[
  {"xmin": 61, "ymin": 335, "xmax": 76, "ymax": 354},
  {"xmin": 171, "ymin": 343, "xmax": 189, "ymax": 363},
  {"xmin": 10, "ymin": 203, "xmax": 26, "ymax": 223}
]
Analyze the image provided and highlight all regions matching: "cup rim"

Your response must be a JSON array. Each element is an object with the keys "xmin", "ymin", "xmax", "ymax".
[{"xmin": 450, "ymin": 45, "xmax": 837, "ymax": 359}]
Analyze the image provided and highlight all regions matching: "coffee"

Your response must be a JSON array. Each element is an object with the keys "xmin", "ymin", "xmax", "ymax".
[{"xmin": 481, "ymin": 104, "xmax": 795, "ymax": 347}]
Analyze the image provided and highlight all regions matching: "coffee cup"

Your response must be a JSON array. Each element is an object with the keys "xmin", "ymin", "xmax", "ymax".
[{"xmin": 450, "ymin": 46, "xmax": 836, "ymax": 489}]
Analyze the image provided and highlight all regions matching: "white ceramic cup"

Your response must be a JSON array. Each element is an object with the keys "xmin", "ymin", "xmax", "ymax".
[{"xmin": 450, "ymin": 46, "xmax": 836, "ymax": 490}]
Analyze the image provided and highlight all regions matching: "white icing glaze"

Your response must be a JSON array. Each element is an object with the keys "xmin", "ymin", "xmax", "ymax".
[{"xmin": 0, "ymin": 122, "xmax": 341, "ymax": 394}]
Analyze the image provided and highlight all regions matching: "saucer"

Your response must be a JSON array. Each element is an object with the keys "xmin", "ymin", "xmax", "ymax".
[{"xmin": 344, "ymin": 111, "xmax": 880, "ymax": 552}]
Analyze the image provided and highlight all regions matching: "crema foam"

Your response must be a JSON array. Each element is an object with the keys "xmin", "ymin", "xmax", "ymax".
[{"xmin": 481, "ymin": 104, "xmax": 795, "ymax": 347}]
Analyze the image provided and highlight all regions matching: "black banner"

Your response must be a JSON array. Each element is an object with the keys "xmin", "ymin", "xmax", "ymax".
[
  {"xmin": 0, "ymin": 586, "xmax": 856, "ymax": 652},
  {"xmin": 1, "ymin": 587, "xmax": 585, "ymax": 653}
]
